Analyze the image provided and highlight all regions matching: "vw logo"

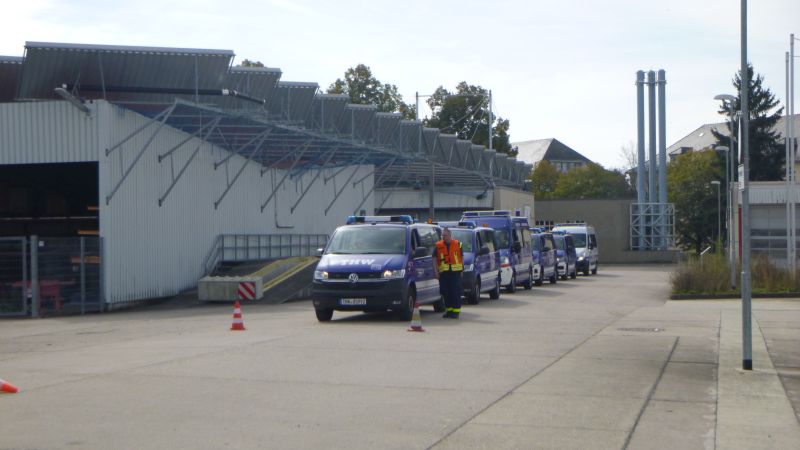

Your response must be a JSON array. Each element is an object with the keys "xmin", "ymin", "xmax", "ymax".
[{"xmin": 348, "ymin": 273, "xmax": 359, "ymax": 283}]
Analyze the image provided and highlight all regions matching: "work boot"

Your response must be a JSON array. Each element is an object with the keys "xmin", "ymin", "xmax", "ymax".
[
  {"xmin": 449, "ymin": 312, "xmax": 460, "ymax": 319},
  {"xmin": 442, "ymin": 311, "xmax": 453, "ymax": 318}
]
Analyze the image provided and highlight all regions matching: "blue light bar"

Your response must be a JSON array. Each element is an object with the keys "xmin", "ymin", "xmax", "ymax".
[{"xmin": 346, "ymin": 215, "xmax": 413, "ymax": 225}]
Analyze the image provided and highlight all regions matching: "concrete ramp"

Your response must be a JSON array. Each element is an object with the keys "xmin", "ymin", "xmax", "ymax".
[{"xmin": 198, "ymin": 256, "xmax": 317, "ymax": 303}]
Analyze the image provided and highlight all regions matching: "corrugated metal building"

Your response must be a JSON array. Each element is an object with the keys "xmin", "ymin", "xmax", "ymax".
[{"xmin": 0, "ymin": 42, "xmax": 532, "ymax": 309}]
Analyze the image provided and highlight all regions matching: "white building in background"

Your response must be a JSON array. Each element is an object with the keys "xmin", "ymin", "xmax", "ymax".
[{"xmin": 0, "ymin": 42, "xmax": 531, "ymax": 309}]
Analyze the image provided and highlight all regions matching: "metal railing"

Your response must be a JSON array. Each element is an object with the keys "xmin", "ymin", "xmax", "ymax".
[
  {"xmin": 630, "ymin": 202, "xmax": 676, "ymax": 250},
  {"xmin": 204, "ymin": 234, "xmax": 328, "ymax": 275}
]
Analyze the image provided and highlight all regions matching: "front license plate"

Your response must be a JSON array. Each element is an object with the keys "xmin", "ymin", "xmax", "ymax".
[{"xmin": 340, "ymin": 298, "xmax": 367, "ymax": 306}]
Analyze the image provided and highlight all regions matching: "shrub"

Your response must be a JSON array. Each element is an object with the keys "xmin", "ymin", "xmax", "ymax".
[{"xmin": 671, "ymin": 251, "xmax": 800, "ymax": 295}]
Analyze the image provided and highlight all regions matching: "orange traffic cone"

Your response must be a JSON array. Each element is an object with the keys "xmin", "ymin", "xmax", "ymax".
[
  {"xmin": 230, "ymin": 300, "xmax": 246, "ymax": 331},
  {"xmin": 407, "ymin": 303, "xmax": 425, "ymax": 332},
  {"xmin": 0, "ymin": 378, "xmax": 18, "ymax": 394}
]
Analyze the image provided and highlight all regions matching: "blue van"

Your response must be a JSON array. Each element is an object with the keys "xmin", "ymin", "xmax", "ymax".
[
  {"xmin": 531, "ymin": 232, "xmax": 557, "ymax": 285},
  {"xmin": 461, "ymin": 211, "xmax": 534, "ymax": 293},
  {"xmin": 553, "ymin": 233, "xmax": 578, "ymax": 280},
  {"xmin": 439, "ymin": 221, "xmax": 501, "ymax": 304},
  {"xmin": 311, "ymin": 215, "xmax": 443, "ymax": 322}
]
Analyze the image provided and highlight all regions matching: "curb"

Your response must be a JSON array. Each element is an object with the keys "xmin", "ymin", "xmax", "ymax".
[{"xmin": 670, "ymin": 292, "xmax": 800, "ymax": 300}]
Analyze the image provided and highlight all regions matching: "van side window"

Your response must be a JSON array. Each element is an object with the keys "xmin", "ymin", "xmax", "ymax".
[
  {"xmin": 521, "ymin": 228, "xmax": 532, "ymax": 249},
  {"xmin": 418, "ymin": 227, "xmax": 438, "ymax": 254},
  {"xmin": 482, "ymin": 231, "xmax": 496, "ymax": 252},
  {"xmin": 589, "ymin": 234, "xmax": 597, "ymax": 248},
  {"xmin": 411, "ymin": 229, "xmax": 420, "ymax": 250}
]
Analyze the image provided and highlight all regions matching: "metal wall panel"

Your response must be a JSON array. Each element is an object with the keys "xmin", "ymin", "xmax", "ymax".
[
  {"xmin": 95, "ymin": 102, "xmax": 373, "ymax": 304},
  {"xmin": 0, "ymin": 101, "xmax": 99, "ymax": 164}
]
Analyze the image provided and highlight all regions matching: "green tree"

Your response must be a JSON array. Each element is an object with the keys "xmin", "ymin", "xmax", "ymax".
[
  {"xmin": 327, "ymin": 64, "xmax": 415, "ymax": 119},
  {"xmin": 240, "ymin": 59, "xmax": 265, "ymax": 67},
  {"xmin": 424, "ymin": 82, "xmax": 517, "ymax": 157},
  {"xmin": 551, "ymin": 163, "xmax": 634, "ymax": 199},
  {"xmin": 667, "ymin": 149, "xmax": 724, "ymax": 253},
  {"xmin": 712, "ymin": 64, "xmax": 784, "ymax": 181},
  {"xmin": 529, "ymin": 161, "xmax": 561, "ymax": 199}
]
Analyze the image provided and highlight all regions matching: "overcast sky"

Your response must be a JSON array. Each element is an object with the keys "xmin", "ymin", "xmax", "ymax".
[{"xmin": 2, "ymin": 0, "xmax": 797, "ymax": 169}]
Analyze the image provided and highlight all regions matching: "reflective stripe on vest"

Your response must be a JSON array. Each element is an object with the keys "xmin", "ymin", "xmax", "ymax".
[{"xmin": 436, "ymin": 240, "xmax": 463, "ymax": 272}]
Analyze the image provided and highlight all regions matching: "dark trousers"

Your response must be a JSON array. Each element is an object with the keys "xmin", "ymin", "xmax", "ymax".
[{"xmin": 439, "ymin": 271, "xmax": 462, "ymax": 311}]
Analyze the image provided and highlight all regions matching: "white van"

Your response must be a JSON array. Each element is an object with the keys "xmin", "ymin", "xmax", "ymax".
[{"xmin": 551, "ymin": 224, "xmax": 598, "ymax": 276}]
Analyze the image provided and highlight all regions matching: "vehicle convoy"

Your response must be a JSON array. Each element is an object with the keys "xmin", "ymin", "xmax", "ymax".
[
  {"xmin": 551, "ymin": 223, "xmax": 598, "ymax": 275},
  {"xmin": 553, "ymin": 233, "xmax": 578, "ymax": 280},
  {"xmin": 531, "ymin": 232, "xmax": 557, "ymax": 285},
  {"xmin": 461, "ymin": 210, "xmax": 534, "ymax": 292},
  {"xmin": 438, "ymin": 221, "xmax": 501, "ymax": 304},
  {"xmin": 311, "ymin": 216, "xmax": 443, "ymax": 322}
]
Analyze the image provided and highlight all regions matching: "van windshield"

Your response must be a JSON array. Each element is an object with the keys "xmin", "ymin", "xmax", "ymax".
[
  {"xmin": 495, "ymin": 229, "xmax": 510, "ymax": 249},
  {"xmin": 532, "ymin": 237, "xmax": 541, "ymax": 251},
  {"xmin": 571, "ymin": 233, "xmax": 587, "ymax": 247},
  {"xmin": 326, "ymin": 227, "xmax": 406, "ymax": 254},
  {"xmin": 450, "ymin": 229, "xmax": 474, "ymax": 253},
  {"xmin": 554, "ymin": 238, "xmax": 565, "ymax": 250}
]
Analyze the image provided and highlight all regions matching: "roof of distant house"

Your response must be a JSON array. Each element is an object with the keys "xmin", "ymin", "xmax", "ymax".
[
  {"xmin": 668, "ymin": 115, "xmax": 800, "ymax": 156},
  {"xmin": 513, "ymin": 138, "xmax": 592, "ymax": 166}
]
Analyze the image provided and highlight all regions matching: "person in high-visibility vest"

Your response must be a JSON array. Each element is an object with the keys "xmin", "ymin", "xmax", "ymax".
[{"xmin": 433, "ymin": 227, "xmax": 464, "ymax": 319}]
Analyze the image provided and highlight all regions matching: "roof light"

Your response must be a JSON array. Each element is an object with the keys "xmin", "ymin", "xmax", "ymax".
[{"xmin": 345, "ymin": 215, "xmax": 413, "ymax": 225}]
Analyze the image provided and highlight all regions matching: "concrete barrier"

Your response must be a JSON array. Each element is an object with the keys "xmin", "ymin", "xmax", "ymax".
[{"xmin": 198, "ymin": 276, "xmax": 264, "ymax": 301}]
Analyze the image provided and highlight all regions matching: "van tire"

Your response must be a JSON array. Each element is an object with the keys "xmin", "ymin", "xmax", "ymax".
[
  {"xmin": 534, "ymin": 269, "xmax": 543, "ymax": 286},
  {"xmin": 468, "ymin": 279, "xmax": 481, "ymax": 305},
  {"xmin": 397, "ymin": 289, "xmax": 416, "ymax": 321},
  {"xmin": 583, "ymin": 265, "xmax": 590, "ymax": 276},
  {"xmin": 315, "ymin": 308, "xmax": 333, "ymax": 322},
  {"xmin": 570, "ymin": 266, "xmax": 577, "ymax": 279},
  {"xmin": 523, "ymin": 267, "xmax": 533, "ymax": 290},
  {"xmin": 433, "ymin": 295, "xmax": 446, "ymax": 312},
  {"xmin": 505, "ymin": 272, "xmax": 517, "ymax": 293},
  {"xmin": 489, "ymin": 278, "xmax": 500, "ymax": 299},
  {"xmin": 549, "ymin": 272, "xmax": 557, "ymax": 284},
  {"xmin": 591, "ymin": 263, "xmax": 598, "ymax": 275}
]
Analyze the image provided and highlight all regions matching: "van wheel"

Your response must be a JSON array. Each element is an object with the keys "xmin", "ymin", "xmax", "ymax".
[
  {"xmin": 570, "ymin": 266, "xmax": 577, "ymax": 279},
  {"xmin": 433, "ymin": 295, "xmax": 446, "ymax": 312},
  {"xmin": 591, "ymin": 263, "xmax": 598, "ymax": 275},
  {"xmin": 397, "ymin": 289, "xmax": 416, "ymax": 321},
  {"xmin": 505, "ymin": 272, "xmax": 517, "ymax": 293},
  {"xmin": 315, "ymin": 308, "xmax": 333, "ymax": 322},
  {"xmin": 523, "ymin": 267, "xmax": 533, "ymax": 290},
  {"xmin": 489, "ymin": 278, "xmax": 500, "ymax": 299},
  {"xmin": 583, "ymin": 266, "xmax": 589, "ymax": 276},
  {"xmin": 549, "ymin": 272, "xmax": 557, "ymax": 284},
  {"xmin": 534, "ymin": 269, "xmax": 543, "ymax": 286},
  {"xmin": 468, "ymin": 279, "xmax": 480, "ymax": 305}
]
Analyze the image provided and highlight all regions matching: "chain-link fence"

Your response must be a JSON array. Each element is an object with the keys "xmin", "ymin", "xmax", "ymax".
[
  {"xmin": 0, "ymin": 237, "xmax": 27, "ymax": 316},
  {"xmin": 0, "ymin": 236, "xmax": 103, "ymax": 317}
]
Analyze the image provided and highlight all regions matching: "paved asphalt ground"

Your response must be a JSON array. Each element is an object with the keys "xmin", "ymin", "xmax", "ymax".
[{"xmin": 1, "ymin": 265, "xmax": 799, "ymax": 449}]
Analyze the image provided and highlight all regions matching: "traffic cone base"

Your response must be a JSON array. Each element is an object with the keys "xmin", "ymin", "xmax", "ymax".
[
  {"xmin": 231, "ymin": 300, "xmax": 246, "ymax": 331},
  {"xmin": 407, "ymin": 303, "xmax": 425, "ymax": 332},
  {"xmin": 0, "ymin": 378, "xmax": 18, "ymax": 394}
]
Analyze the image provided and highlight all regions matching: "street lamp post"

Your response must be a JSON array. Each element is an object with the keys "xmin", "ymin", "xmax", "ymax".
[
  {"xmin": 711, "ymin": 180, "xmax": 721, "ymax": 243},
  {"xmin": 715, "ymin": 93, "xmax": 738, "ymax": 289}
]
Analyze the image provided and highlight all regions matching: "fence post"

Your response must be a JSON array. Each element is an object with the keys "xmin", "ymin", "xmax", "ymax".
[
  {"xmin": 30, "ymin": 235, "xmax": 39, "ymax": 318},
  {"xmin": 99, "ymin": 237, "xmax": 106, "ymax": 313},
  {"xmin": 80, "ymin": 236, "xmax": 86, "ymax": 315},
  {"xmin": 21, "ymin": 237, "xmax": 28, "ymax": 315}
]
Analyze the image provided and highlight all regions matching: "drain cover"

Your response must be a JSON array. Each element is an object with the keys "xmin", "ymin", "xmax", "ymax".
[{"xmin": 617, "ymin": 327, "xmax": 665, "ymax": 332}]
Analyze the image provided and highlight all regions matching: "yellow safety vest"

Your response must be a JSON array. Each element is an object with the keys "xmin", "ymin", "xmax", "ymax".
[{"xmin": 436, "ymin": 240, "xmax": 463, "ymax": 272}]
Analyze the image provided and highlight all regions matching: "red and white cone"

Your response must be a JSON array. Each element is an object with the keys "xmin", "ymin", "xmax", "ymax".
[
  {"xmin": 230, "ymin": 300, "xmax": 246, "ymax": 331},
  {"xmin": 0, "ymin": 378, "xmax": 18, "ymax": 394},
  {"xmin": 407, "ymin": 303, "xmax": 425, "ymax": 332}
]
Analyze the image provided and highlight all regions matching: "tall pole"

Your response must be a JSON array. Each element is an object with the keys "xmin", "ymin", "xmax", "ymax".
[
  {"xmin": 717, "ymin": 182, "xmax": 721, "ymax": 242},
  {"xmin": 787, "ymin": 53, "xmax": 793, "ymax": 273},
  {"xmin": 488, "ymin": 90, "xmax": 493, "ymax": 152},
  {"xmin": 740, "ymin": 0, "xmax": 753, "ymax": 371},
  {"xmin": 417, "ymin": 91, "xmax": 435, "ymax": 221},
  {"xmin": 657, "ymin": 70, "xmax": 667, "ymax": 249},
  {"xmin": 636, "ymin": 71, "xmax": 646, "ymax": 250},
  {"xmin": 790, "ymin": 34, "xmax": 796, "ymax": 276},
  {"xmin": 647, "ymin": 71, "xmax": 657, "ymax": 248}
]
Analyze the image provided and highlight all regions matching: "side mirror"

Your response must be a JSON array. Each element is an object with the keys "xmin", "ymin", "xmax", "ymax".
[
  {"xmin": 478, "ymin": 245, "xmax": 490, "ymax": 256},
  {"xmin": 513, "ymin": 242, "xmax": 522, "ymax": 253},
  {"xmin": 413, "ymin": 247, "xmax": 429, "ymax": 258},
  {"xmin": 315, "ymin": 247, "xmax": 324, "ymax": 256}
]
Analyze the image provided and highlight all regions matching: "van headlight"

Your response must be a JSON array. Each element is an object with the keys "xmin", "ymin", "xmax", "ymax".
[
  {"xmin": 577, "ymin": 256, "xmax": 585, "ymax": 262},
  {"xmin": 382, "ymin": 269, "xmax": 405, "ymax": 279},
  {"xmin": 314, "ymin": 270, "xmax": 329, "ymax": 280},
  {"xmin": 463, "ymin": 264, "xmax": 474, "ymax": 272}
]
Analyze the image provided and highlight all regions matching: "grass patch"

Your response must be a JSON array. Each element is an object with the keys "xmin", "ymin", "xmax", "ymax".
[{"xmin": 671, "ymin": 252, "xmax": 800, "ymax": 295}]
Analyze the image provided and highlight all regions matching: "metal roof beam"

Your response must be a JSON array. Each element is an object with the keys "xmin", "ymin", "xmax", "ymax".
[
  {"xmin": 324, "ymin": 155, "xmax": 368, "ymax": 215},
  {"xmin": 158, "ymin": 118, "xmax": 221, "ymax": 206},
  {"xmin": 214, "ymin": 129, "xmax": 272, "ymax": 209},
  {"xmin": 290, "ymin": 146, "xmax": 341, "ymax": 213},
  {"xmin": 213, "ymin": 127, "xmax": 273, "ymax": 169},
  {"xmin": 105, "ymin": 102, "xmax": 177, "ymax": 205},
  {"xmin": 105, "ymin": 105, "xmax": 172, "ymax": 156},
  {"xmin": 260, "ymin": 142, "xmax": 311, "ymax": 212}
]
